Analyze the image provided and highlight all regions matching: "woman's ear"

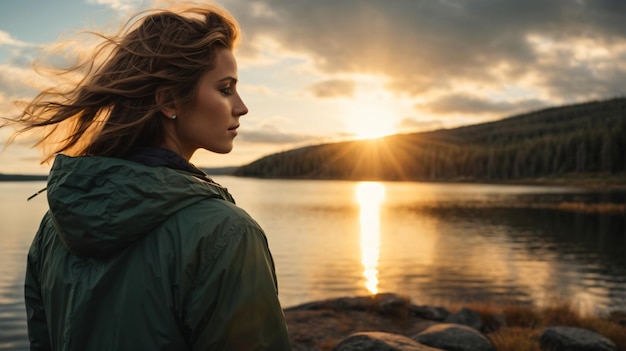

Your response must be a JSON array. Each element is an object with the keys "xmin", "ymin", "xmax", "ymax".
[{"xmin": 155, "ymin": 87, "xmax": 176, "ymax": 119}]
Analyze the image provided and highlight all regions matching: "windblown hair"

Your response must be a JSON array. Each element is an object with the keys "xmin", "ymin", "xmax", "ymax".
[{"xmin": 3, "ymin": 3, "xmax": 239, "ymax": 162}]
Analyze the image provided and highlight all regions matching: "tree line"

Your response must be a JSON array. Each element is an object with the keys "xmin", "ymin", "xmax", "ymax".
[{"xmin": 233, "ymin": 97, "xmax": 626, "ymax": 182}]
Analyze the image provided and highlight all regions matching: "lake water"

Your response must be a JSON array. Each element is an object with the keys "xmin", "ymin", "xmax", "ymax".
[{"xmin": 1, "ymin": 177, "xmax": 625, "ymax": 350}]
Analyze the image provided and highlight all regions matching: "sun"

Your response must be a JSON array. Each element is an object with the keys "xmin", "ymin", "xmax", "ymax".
[{"xmin": 343, "ymin": 98, "xmax": 399, "ymax": 140}]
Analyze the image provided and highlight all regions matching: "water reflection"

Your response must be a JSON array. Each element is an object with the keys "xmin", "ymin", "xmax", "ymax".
[{"xmin": 356, "ymin": 182, "xmax": 386, "ymax": 294}]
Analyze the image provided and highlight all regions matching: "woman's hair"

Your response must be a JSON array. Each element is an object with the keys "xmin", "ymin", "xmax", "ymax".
[{"xmin": 3, "ymin": 3, "xmax": 240, "ymax": 162}]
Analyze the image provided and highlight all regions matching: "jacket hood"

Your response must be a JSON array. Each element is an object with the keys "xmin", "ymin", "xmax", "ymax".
[{"xmin": 46, "ymin": 154, "xmax": 235, "ymax": 258}]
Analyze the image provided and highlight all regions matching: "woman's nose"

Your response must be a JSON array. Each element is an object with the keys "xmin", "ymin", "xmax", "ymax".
[{"xmin": 235, "ymin": 95, "xmax": 248, "ymax": 117}]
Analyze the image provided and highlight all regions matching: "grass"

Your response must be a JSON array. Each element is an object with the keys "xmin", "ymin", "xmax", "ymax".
[
  {"xmin": 510, "ymin": 172, "xmax": 626, "ymax": 189},
  {"xmin": 489, "ymin": 327, "xmax": 541, "ymax": 351},
  {"xmin": 460, "ymin": 300, "xmax": 626, "ymax": 351},
  {"xmin": 553, "ymin": 202, "xmax": 626, "ymax": 214}
]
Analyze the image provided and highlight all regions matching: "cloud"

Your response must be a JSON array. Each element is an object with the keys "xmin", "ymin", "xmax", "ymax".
[
  {"xmin": 238, "ymin": 111, "xmax": 327, "ymax": 143},
  {"xmin": 0, "ymin": 36, "xmax": 104, "ymax": 101},
  {"xmin": 0, "ymin": 128, "xmax": 41, "ymax": 148},
  {"xmin": 396, "ymin": 118, "xmax": 444, "ymax": 133},
  {"xmin": 239, "ymin": 128, "xmax": 319, "ymax": 144},
  {"xmin": 416, "ymin": 94, "xmax": 548, "ymax": 116},
  {"xmin": 308, "ymin": 79, "xmax": 355, "ymax": 99},
  {"xmin": 225, "ymin": 0, "xmax": 626, "ymax": 113},
  {"xmin": 241, "ymin": 84, "xmax": 274, "ymax": 96},
  {"xmin": 87, "ymin": 0, "xmax": 146, "ymax": 12},
  {"xmin": 0, "ymin": 31, "xmax": 37, "ymax": 48},
  {"xmin": 0, "ymin": 64, "xmax": 40, "ymax": 100}
]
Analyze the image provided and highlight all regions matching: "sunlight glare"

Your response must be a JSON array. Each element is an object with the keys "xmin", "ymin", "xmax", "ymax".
[
  {"xmin": 355, "ymin": 182, "xmax": 386, "ymax": 294},
  {"xmin": 344, "ymin": 99, "xmax": 398, "ymax": 140}
]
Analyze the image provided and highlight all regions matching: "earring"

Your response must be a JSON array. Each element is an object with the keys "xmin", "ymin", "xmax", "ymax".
[{"xmin": 169, "ymin": 114, "xmax": 177, "ymax": 120}]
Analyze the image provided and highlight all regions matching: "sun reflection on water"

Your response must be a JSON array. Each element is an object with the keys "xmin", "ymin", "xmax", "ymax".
[{"xmin": 355, "ymin": 182, "xmax": 386, "ymax": 295}]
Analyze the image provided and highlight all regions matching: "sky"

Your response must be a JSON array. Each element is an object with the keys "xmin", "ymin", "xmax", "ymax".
[{"xmin": 1, "ymin": 0, "xmax": 626, "ymax": 174}]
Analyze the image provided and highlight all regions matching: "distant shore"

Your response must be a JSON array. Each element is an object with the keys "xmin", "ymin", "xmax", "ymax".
[
  {"xmin": 233, "ymin": 172, "xmax": 626, "ymax": 190},
  {"xmin": 487, "ymin": 172, "xmax": 626, "ymax": 189},
  {"xmin": 0, "ymin": 174, "xmax": 48, "ymax": 182},
  {"xmin": 2, "ymin": 172, "xmax": 626, "ymax": 190},
  {"xmin": 436, "ymin": 174, "xmax": 626, "ymax": 190}
]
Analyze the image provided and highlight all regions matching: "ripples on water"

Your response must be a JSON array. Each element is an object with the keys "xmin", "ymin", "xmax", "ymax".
[
  {"xmin": 229, "ymin": 179, "xmax": 625, "ymax": 315},
  {"xmin": 1, "ymin": 183, "xmax": 48, "ymax": 350},
  {"xmin": 1, "ymin": 179, "xmax": 625, "ymax": 349}
]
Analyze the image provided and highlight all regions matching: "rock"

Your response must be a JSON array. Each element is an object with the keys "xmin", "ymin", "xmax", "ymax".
[
  {"xmin": 284, "ymin": 296, "xmax": 374, "ymax": 313},
  {"xmin": 409, "ymin": 305, "xmax": 450, "ymax": 321},
  {"xmin": 286, "ymin": 293, "xmax": 413, "ymax": 315},
  {"xmin": 333, "ymin": 296, "xmax": 375, "ymax": 311},
  {"xmin": 378, "ymin": 294, "xmax": 411, "ymax": 317},
  {"xmin": 284, "ymin": 301, "xmax": 324, "ymax": 312},
  {"xmin": 412, "ymin": 323, "xmax": 497, "ymax": 351},
  {"xmin": 333, "ymin": 332, "xmax": 443, "ymax": 351},
  {"xmin": 444, "ymin": 307, "xmax": 484, "ymax": 331},
  {"xmin": 539, "ymin": 326, "xmax": 617, "ymax": 351}
]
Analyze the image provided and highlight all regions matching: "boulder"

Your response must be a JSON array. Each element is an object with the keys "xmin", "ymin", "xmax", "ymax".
[
  {"xmin": 539, "ymin": 326, "xmax": 617, "ymax": 351},
  {"xmin": 378, "ymin": 294, "xmax": 411, "ymax": 317},
  {"xmin": 409, "ymin": 305, "xmax": 450, "ymax": 321},
  {"xmin": 412, "ymin": 323, "xmax": 497, "ymax": 351},
  {"xmin": 285, "ymin": 293, "xmax": 413, "ymax": 314},
  {"xmin": 334, "ymin": 332, "xmax": 443, "ymax": 351},
  {"xmin": 444, "ymin": 307, "xmax": 484, "ymax": 331}
]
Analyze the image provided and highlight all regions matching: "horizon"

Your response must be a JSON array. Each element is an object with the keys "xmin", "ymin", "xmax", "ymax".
[
  {"xmin": 1, "ymin": 95, "xmax": 623, "ymax": 176},
  {"xmin": 2, "ymin": 0, "xmax": 626, "ymax": 174}
]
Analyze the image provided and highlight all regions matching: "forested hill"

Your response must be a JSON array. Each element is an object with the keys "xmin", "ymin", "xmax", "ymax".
[{"xmin": 233, "ymin": 97, "xmax": 626, "ymax": 182}]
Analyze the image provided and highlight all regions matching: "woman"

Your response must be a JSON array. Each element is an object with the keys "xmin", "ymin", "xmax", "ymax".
[{"xmin": 5, "ymin": 3, "xmax": 291, "ymax": 350}]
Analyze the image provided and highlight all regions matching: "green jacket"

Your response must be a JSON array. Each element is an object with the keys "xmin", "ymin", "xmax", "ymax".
[{"xmin": 25, "ymin": 154, "xmax": 291, "ymax": 350}]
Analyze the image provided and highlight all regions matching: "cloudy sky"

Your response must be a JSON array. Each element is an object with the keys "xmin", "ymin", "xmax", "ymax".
[{"xmin": 1, "ymin": 0, "xmax": 625, "ymax": 174}]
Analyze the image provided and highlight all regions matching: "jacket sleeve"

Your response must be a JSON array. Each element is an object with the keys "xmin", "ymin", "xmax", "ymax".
[
  {"xmin": 24, "ymin": 214, "xmax": 52, "ymax": 351},
  {"xmin": 184, "ymin": 217, "xmax": 292, "ymax": 351}
]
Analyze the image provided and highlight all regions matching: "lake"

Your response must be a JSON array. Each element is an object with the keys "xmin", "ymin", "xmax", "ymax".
[{"xmin": 1, "ymin": 177, "xmax": 625, "ymax": 350}]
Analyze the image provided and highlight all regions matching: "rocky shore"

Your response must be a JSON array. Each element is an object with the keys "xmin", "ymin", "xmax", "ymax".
[{"xmin": 284, "ymin": 293, "xmax": 625, "ymax": 351}]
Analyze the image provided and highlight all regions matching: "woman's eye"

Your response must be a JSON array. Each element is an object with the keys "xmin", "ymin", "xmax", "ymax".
[{"xmin": 220, "ymin": 87, "xmax": 233, "ymax": 96}]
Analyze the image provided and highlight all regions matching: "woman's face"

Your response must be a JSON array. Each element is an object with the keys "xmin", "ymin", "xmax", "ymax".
[{"xmin": 163, "ymin": 49, "xmax": 248, "ymax": 160}]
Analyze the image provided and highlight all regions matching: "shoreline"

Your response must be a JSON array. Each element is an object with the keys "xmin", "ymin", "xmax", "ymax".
[
  {"xmin": 2, "ymin": 172, "xmax": 625, "ymax": 189},
  {"xmin": 232, "ymin": 172, "xmax": 626, "ymax": 190},
  {"xmin": 284, "ymin": 293, "xmax": 626, "ymax": 351}
]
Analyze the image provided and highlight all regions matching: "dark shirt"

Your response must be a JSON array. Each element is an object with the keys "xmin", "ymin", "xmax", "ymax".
[{"xmin": 123, "ymin": 146, "xmax": 216, "ymax": 184}]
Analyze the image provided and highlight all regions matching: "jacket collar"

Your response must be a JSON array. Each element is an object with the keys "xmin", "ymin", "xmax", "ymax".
[{"xmin": 123, "ymin": 146, "xmax": 216, "ymax": 183}]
